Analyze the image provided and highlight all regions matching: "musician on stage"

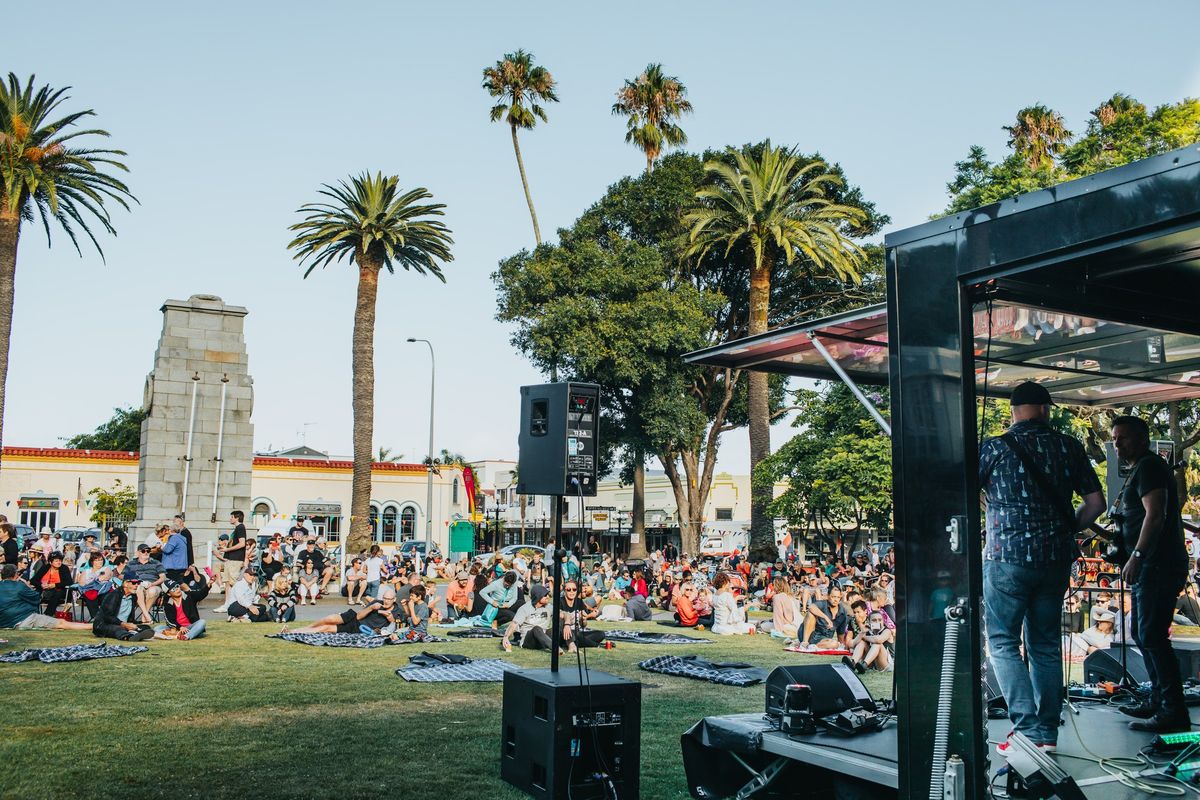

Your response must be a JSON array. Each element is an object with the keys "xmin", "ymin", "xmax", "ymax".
[{"xmin": 1112, "ymin": 415, "xmax": 1192, "ymax": 732}]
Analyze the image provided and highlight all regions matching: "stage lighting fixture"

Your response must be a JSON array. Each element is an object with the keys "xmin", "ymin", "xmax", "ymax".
[
  {"xmin": 1003, "ymin": 731, "xmax": 1086, "ymax": 800},
  {"xmin": 1153, "ymin": 730, "xmax": 1200, "ymax": 751}
]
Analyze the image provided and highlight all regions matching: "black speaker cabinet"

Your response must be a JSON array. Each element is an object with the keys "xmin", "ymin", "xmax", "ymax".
[
  {"xmin": 501, "ymin": 668, "xmax": 641, "ymax": 800},
  {"xmin": 517, "ymin": 383, "xmax": 600, "ymax": 497},
  {"xmin": 765, "ymin": 664, "xmax": 876, "ymax": 718},
  {"xmin": 1084, "ymin": 641, "xmax": 1200, "ymax": 685}
]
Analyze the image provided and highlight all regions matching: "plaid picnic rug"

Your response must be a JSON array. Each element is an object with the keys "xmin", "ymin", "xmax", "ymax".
[
  {"xmin": 0, "ymin": 643, "xmax": 148, "ymax": 664},
  {"xmin": 638, "ymin": 655, "xmax": 769, "ymax": 687},
  {"xmin": 396, "ymin": 658, "xmax": 519, "ymax": 683},
  {"xmin": 267, "ymin": 631, "xmax": 449, "ymax": 649},
  {"xmin": 447, "ymin": 628, "xmax": 505, "ymax": 639},
  {"xmin": 603, "ymin": 630, "xmax": 712, "ymax": 645}
]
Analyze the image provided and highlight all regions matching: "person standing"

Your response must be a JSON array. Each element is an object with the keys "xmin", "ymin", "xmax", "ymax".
[
  {"xmin": 173, "ymin": 514, "xmax": 194, "ymax": 568},
  {"xmin": 160, "ymin": 523, "xmax": 189, "ymax": 583},
  {"xmin": 221, "ymin": 511, "xmax": 248, "ymax": 598},
  {"xmin": 1111, "ymin": 415, "xmax": 1191, "ymax": 732},
  {"xmin": 979, "ymin": 381, "xmax": 1105, "ymax": 754}
]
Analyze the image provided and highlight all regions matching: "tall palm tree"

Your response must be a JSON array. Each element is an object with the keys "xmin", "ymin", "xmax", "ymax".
[
  {"xmin": 0, "ymin": 74, "xmax": 134, "ymax": 472},
  {"xmin": 483, "ymin": 50, "xmax": 558, "ymax": 245},
  {"xmin": 612, "ymin": 63, "xmax": 693, "ymax": 174},
  {"xmin": 684, "ymin": 142, "xmax": 865, "ymax": 559},
  {"xmin": 1003, "ymin": 104, "xmax": 1072, "ymax": 170},
  {"xmin": 288, "ymin": 173, "xmax": 453, "ymax": 556}
]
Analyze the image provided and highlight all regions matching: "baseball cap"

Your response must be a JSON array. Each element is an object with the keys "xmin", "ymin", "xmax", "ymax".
[
  {"xmin": 455, "ymin": 571, "xmax": 469, "ymax": 580},
  {"xmin": 164, "ymin": 580, "xmax": 181, "ymax": 591},
  {"xmin": 122, "ymin": 571, "xmax": 142, "ymax": 584},
  {"xmin": 1010, "ymin": 381, "xmax": 1053, "ymax": 407},
  {"xmin": 136, "ymin": 544, "xmax": 151, "ymax": 553},
  {"xmin": 530, "ymin": 585, "xmax": 549, "ymax": 603}
]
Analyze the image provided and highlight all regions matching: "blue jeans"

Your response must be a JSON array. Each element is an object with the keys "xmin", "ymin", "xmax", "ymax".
[
  {"xmin": 1132, "ymin": 565, "xmax": 1188, "ymax": 714},
  {"xmin": 983, "ymin": 559, "xmax": 1070, "ymax": 745},
  {"xmin": 154, "ymin": 619, "xmax": 206, "ymax": 639},
  {"xmin": 365, "ymin": 581, "xmax": 380, "ymax": 598}
]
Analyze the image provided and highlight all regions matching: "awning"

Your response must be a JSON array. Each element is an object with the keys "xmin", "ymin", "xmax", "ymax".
[{"xmin": 684, "ymin": 299, "xmax": 1200, "ymax": 408}]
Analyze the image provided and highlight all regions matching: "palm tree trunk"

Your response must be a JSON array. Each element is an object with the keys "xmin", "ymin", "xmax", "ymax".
[
  {"xmin": 747, "ymin": 251, "xmax": 773, "ymax": 561},
  {"xmin": 629, "ymin": 451, "xmax": 648, "ymax": 559},
  {"xmin": 0, "ymin": 213, "xmax": 19, "ymax": 476},
  {"xmin": 347, "ymin": 257, "xmax": 380, "ymax": 556},
  {"xmin": 510, "ymin": 124, "xmax": 542, "ymax": 245},
  {"xmin": 645, "ymin": 151, "xmax": 654, "ymax": 174}
]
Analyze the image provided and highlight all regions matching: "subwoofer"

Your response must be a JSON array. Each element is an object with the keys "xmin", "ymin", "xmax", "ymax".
[
  {"xmin": 1084, "ymin": 641, "xmax": 1200, "ymax": 685},
  {"xmin": 765, "ymin": 664, "xmax": 876, "ymax": 718}
]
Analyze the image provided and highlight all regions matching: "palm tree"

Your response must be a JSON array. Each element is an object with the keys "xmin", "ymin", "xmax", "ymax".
[
  {"xmin": 1003, "ymin": 104, "xmax": 1072, "ymax": 170},
  {"xmin": 0, "ymin": 74, "xmax": 134, "ymax": 472},
  {"xmin": 684, "ymin": 142, "xmax": 865, "ymax": 559},
  {"xmin": 288, "ymin": 173, "xmax": 453, "ymax": 556},
  {"xmin": 483, "ymin": 50, "xmax": 558, "ymax": 245},
  {"xmin": 612, "ymin": 63, "xmax": 693, "ymax": 174},
  {"xmin": 376, "ymin": 446, "xmax": 403, "ymax": 463}
]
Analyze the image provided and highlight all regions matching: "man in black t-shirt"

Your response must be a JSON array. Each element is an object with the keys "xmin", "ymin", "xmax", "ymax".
[
  {"xmin": 221, "ymin": 511, "xmax": 248, "ymax": 591},
  {"xmin": 1112, "ymin": 416, "xmax": 1190, "ymax": 733}
]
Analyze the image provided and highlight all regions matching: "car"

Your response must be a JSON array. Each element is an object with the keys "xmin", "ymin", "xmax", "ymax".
[
  {"xmin": 59, "ymin": 527, "xmax": 104, "ymax": 546},
  {"xmin": 15, "ymin": 524, "xmax": 35, "ymax": 548},
  {"xmin": 398, "ymin": 540, "xmax": 441, "ymax": 560}
]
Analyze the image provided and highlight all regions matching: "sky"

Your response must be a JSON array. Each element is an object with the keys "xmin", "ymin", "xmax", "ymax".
[{"xmin": 6, "ymin": 1, "xmax": 1200, "ymax": 473}]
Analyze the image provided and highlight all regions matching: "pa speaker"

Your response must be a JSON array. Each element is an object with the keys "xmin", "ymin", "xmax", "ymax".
[
  {"xmin": 1084, "ymin": 641, "xmax": 1200, "ymax": 685},
  {"xmin": 501, "ymin": 668, "xmax": 640, "ymax": 800},
  {"xmin": 517, "ymin": 383, "xmax": 600, "ymax": 497},
  {"xmin": 766, "ymin": 664, "xmax": 876, "ymax": 719}
]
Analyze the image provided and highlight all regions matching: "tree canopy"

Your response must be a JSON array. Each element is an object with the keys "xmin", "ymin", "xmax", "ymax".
[{"xmin": 64, "ymin": 405, "xmax": 146, "ymax": 451}]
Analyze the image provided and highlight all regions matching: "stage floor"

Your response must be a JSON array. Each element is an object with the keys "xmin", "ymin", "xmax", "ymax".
[{"xmin": 686, "ymin": 703, "xmax": 1200, "ymax": 798}]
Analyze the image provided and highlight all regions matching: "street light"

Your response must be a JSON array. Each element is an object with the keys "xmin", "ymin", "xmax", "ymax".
[{"xmin": 407, "ymin": 337, "xmax": 435, "ymax": 557}]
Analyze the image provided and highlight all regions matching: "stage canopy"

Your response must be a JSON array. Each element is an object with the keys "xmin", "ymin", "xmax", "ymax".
[{"xmin": 685, "ymin": 299, "xmax": 1200, "ymax": 407}]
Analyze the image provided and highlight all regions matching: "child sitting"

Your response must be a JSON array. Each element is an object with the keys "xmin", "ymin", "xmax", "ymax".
[
  {"xmin": 405, "ymin": 584, "xmax": 430, "ymax": 633},
  {"xmin": 298, "ymin": 561, "xmax": 320, "ymax": 605}
]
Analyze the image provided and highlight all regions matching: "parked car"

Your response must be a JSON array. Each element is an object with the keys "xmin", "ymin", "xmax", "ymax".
[
  {"xmin": 398, "ymin": 541, "xmax": 441, "ymax": 561},
  {"xmin": 59, "ymin": 527, "xmax": 104, "ymax": 547},
  {"xmin": 15, "ymin": 524, "xmax": 35, "ymax": 548}
]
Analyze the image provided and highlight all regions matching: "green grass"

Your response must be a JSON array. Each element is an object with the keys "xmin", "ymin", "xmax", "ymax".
[{"xmin": 0, "ymin": 623, "xmax": 891, "ymax": 800}]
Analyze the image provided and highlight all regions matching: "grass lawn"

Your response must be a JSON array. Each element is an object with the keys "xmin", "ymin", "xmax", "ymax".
[{"xmin": 0, "ymin": 622, "xmax": 891, "ymax": 799}]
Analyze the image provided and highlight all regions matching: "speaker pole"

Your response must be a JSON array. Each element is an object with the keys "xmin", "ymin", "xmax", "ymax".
[{"xmin": 551, "ymin": 494, "xmax": 564, "ymax": 673}]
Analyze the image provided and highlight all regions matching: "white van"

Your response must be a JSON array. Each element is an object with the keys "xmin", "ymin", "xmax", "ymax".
[{"xmin": 699, "ymin": 521, "xmax": 791, "ymax": 558}]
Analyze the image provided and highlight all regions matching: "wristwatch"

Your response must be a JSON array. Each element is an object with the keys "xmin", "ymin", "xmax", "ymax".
[{"xmin": 1131, "ymin": 549, "xmax": 1144, "ymax": 560}]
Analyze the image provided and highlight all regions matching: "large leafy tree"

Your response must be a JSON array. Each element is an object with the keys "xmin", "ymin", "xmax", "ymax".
[
  {"xmin": 65, "ymin": 406, "xmax": 147, "ymax": 451},
  {"xmin": 1003, "ymin": 104, "xmax": 1072, "ymax": 171},
  {"xmin": 612, "ymin": 63, "xmax": 693, "ymax": 174},
  {"xmin": 482, "ymin": 50, "xmax": 558, "ymax": 245},
  {"xmin": 497, "ymin": 151, "xmax": 884, "ymax": 554},
  {"xmin": 0, "ymin": 74, "xmax": 134, "ymax": 472},
  {"xmin": 684, "ymin": 142, "xmax": 869, "ymax": 559},
  {"xmin": 288, "ymin": 173, "xmax": 453, "ymax": 556}
]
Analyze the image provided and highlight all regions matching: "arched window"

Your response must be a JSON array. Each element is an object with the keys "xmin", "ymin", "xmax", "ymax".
[
  {"xmin": 382, "ymin": 505, "xmax": 398, "ymax": 543},
  {"xmin": 252, "ymin": 501, "xmax": 272, "ymax": 529},
  {"xmin": 400, "ymin": 506, "xmax": 416, "ymax": 539},
  {"xmin": 453, "ymin": 478, "xmax": 460, "ymax": 505},
  {"xmin": 369, "ymin": 504, "xmax": 380, "ymax": 541}
]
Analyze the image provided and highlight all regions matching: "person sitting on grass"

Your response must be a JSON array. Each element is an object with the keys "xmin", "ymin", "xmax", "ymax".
[
  {"xmin": 344, "ymin": 558, "xmax": 367, "ymax": 605},
  {"xmin": 297, "ymin": 560, "xmax": 321, "ymax": 606},
  {"xmin": 227, "ymin": 569, "xmax": 270, "ymax": 622},
  {"xmin": 480, "ymin": 571, "xmax": 521, "ymax": 629},
  {"xmin": 766, "ymin": 577, "xmax": 799, "ymax": 639},
  {"xmin": 444, "ymin": 570, "xmax": 473, "ymax": 621},
  {"xmin": 608, "ymin": 569, "xmax": 632, "ymax": 601},
  {"xmin": 267, "ymin": 574, "xmax": 297, "ymax": 623},
  {"xmin": 0, "ymin": 563, "xmax": 93, "ymax": 632},
  {"xmin": 502, "ymin": 584, "xmax": 561, "ymax": 653},
  {"xmin": 154, "ymin": 580, "xmax": 207, "ymax": 640},
  {"xmin": 92, "ymin": 575, "xmax": 154, "ymax": 640},
  {"xmin": 578, "ymin": 583, "xmax": 601, "ymax": 622},
  {"xmin": 843, "ymin": 605, "xmax": 894, "ymax": 672},
  {"xmin": 622, "ymin": 586, "xmax": 653, "ymax": 621},
  {"xmin": 795, "ymin": 585, "xmax": 849, "ymax": 651},
  {"xmin": 404, "ymin": 585, "xmax": 430, "ymax": 634},
  {"xmin": 284, "ymin": 587, "xmax": 400, "ymax": 636},
  {"xmin": 710, "ymin": 572, "xmax": 756, "ymax": 635},
  {"xmin": 671, "ymin": 583, "xmax": 703, "ymax": 628}
]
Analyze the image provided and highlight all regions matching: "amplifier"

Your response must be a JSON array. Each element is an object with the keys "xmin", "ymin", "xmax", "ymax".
[
  {"xmin": 501, "ymin": 668, "xmax": 641, "ymax": 800},
  {"xmin": 766, "ymin": 664, "xmax": 876, "ymax": 718},
  {"xmin": 1084, "ymin": 642, "xmax": 1200, "ymax": 685}
]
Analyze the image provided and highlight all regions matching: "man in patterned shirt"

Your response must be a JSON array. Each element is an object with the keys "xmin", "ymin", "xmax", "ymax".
[{"xmin": 979, "ymin": 381, "xmax": 1105, "ymax": 755}]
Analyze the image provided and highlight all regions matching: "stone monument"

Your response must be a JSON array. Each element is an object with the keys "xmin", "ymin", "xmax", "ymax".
[{"xmin": 133, "ymin": 295, "xmax": 254, "ymax": 549}]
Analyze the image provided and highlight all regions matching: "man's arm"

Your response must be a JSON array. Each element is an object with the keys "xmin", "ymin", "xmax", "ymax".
[
  {"xmin": 1123, "ymin": 487, "xmax": 1167, "ymax": 583},
  {"xmin": 1076, "ymin": 490, "xmax": 1105, "ymax": 532}
]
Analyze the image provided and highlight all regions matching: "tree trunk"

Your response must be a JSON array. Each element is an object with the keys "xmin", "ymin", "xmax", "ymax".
[
  {"xmin": 519, "ymin": 494, "xmax": 527, "ymax": 542},
  {"xmin": 747, "ymin": 251, "xmax": 773, "ymax": 562},
  {"xmin": 510, "ymin": 124, "xmax": 542, "ymax": 246},
  {"xmin": 629, "ymin": 450, "xmax": 648, "ymax": 559},
  {"xmin": 347, "ymin": 257, "xmax": 380, "ymax": 557},
  {"xmin": 645, "ymin": 151, "xmax": 654, "ymax": 174},
  {"xmin": 0, "ymin": 212, "xmax": 19, "ymax": 476}
]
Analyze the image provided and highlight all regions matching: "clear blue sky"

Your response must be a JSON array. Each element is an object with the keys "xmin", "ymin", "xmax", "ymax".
[{"xmin": 6, "ymin": 1, "xmax": 1200, "ymax": 471}]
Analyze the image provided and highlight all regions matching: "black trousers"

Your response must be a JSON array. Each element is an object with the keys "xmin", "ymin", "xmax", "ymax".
[
  {"xmin": 228, "ymin": 601, "xmax": 271, "ymax": 622},
  {"xmin": 1132, "ymin": 565, "xmax": 1188, "ymax": 714},
  {"xmin": 41, "ymin": 587, "xmax": 67, "ymax": 615}
]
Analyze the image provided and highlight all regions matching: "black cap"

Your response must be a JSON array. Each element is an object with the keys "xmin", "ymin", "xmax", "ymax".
[
  {"xmin": 1010, "ymin": 381, "xmax": 1053, "ymax": 407},
  {"xmin": 136, "ymin": 544, "xmax": 151, "ymax": 553}
]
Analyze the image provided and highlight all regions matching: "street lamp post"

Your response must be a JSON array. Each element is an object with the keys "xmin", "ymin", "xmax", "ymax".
[{"xmin": 407, "ymin": 338, "xmax": 435, "ymax": 557}]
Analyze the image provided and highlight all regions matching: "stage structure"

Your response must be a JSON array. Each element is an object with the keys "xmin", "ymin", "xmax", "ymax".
[
  {"xmin": 133, "ymin": 294, "xmax": 254, "ymax": 546},
  {"xmin": 686, "ymin": 145, "xmax": 1200, "ymax": 799}
]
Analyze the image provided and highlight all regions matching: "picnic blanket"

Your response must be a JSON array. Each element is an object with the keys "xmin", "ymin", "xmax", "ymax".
[
  {"xmin": 447, "ymin": 628, "xmax": 505, "ymax": 639},
  {"xmin": 638, "ymin": 655, "xmax": 769, "ymax": 687},
  {"xmin": 268, "ymin": 631, "xmax": 448, "ymax": 649},
  {"xmin": 603, "ymin": 630, "xmax": 712, "ymax": 645},
  {"xmin": 0, "ymin": 643, "xmax": 148, "ymax": 664},
  {"xmin": 782, "ymin": 646, "xmax": 851, "ymax": 655},
  {"xmin": 396, "ymin": 657, "xmax": 520, "ymax": 683}
]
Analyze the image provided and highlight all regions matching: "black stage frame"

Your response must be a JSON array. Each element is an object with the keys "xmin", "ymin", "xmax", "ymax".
[{"xmin": 685, "ymin": 145, "xmax": 1200, "ymax": 799}]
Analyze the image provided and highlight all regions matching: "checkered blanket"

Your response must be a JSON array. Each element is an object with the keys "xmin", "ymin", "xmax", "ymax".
[
  {"xmin": 268, "ymin": 631, "xmax": 449, "ymax": 649},
  {"xmin": 638, "ymin": 655, "xmax": 769, "ymax": 687},
  {"xmin": 0, "ymin": 643, "xmax": 148, "ymax": 664},
  {"xmin": 447, "ymin": 628, "xmax": 505, "ymax": 639},
  {"xmin": 396, "ymin": 658, "xmax": 520, "ymax": 682},
  {"xmin": 603, "ymin": 630, "xmax": 712, "ymax": 645}
]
